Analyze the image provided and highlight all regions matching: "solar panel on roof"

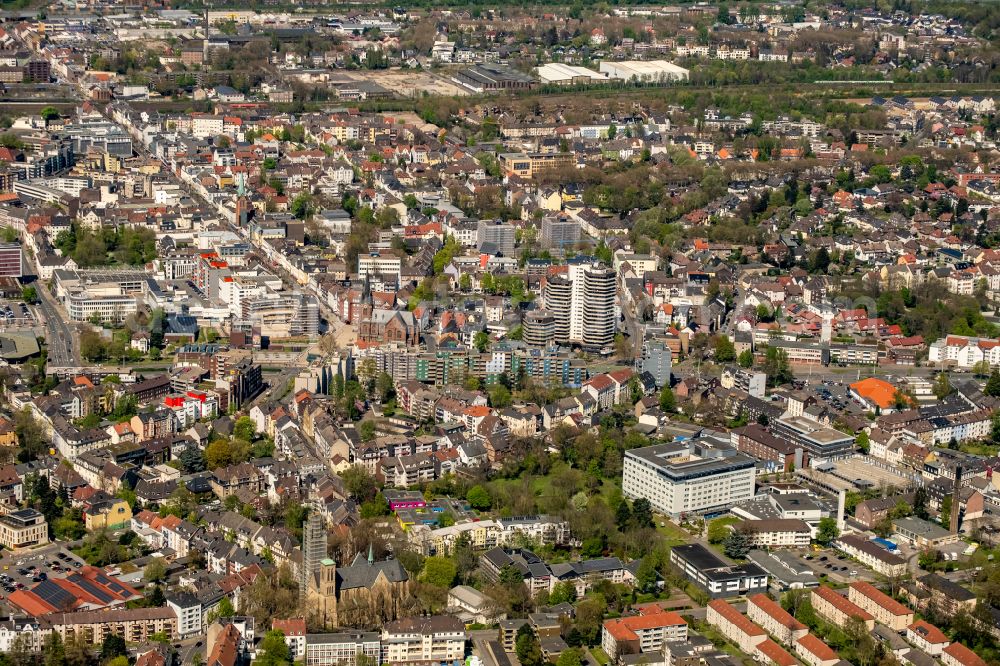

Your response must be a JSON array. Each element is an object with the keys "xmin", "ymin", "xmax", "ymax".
[
  {"xmin": 32, "ymin": 580, "xmax": 76, "ymax": 610},
  {"xmin": 65, "ymin": 574, "xmax": 114, "ymax": 604}
]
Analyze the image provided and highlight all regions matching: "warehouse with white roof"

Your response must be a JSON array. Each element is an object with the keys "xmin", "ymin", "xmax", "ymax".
[
  {"xmin": 599, "ymin": 60, "xmax": 689, "ymax": 82},
  {"xmin": 536, "ymin": 63, "xmax": 608, "ymax": 86}
]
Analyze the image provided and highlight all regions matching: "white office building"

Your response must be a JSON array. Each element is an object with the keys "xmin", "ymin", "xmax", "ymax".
[{"xmin": 623, "ymin": 433, "xmax": 756, "ymax": 518}]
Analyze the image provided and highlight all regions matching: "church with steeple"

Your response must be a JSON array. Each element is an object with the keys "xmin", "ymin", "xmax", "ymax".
[{"xmin": 304, "ymin": 542, "xmax": 412, "ymax": 630}]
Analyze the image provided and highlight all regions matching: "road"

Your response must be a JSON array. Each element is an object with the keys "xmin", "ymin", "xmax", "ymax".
[
  {"xmin": 33, "ymin": 279, "xmax": 80, "ymax": 366},
  {"xmin": 174, "ymin": 636, "xmax": 204, "ymax": 665},
  {"xmin": 110, "ymin": 109, "xmax": 354, "ymax": 360}
]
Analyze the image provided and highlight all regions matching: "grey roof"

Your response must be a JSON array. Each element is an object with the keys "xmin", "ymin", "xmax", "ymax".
[{"xmin": 337, "ymin": 554, "xmax": 408, "ymax": 590}]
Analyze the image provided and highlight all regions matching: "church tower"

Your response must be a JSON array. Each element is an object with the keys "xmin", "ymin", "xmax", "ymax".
[{"xmin": 300, "ymin": 509, "xmax": 327, "ymax": 596}]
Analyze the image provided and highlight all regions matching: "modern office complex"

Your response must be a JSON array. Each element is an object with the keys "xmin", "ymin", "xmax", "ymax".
[{"xmin": 623, "ymin": 433, "xmax": 756, "ymax": 518}]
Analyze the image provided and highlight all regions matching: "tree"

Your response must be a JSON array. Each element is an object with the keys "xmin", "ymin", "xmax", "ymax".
[
  {"xmin": 14, "ymin": 407, "xmax": 46, "ymax": 461},
  {"xmin": 358, "ymin": 420, "xmax": 376, "ymax": 442},
  {"xmin": 933, "ymin": 372, "xmax": 952, "ymax": 399},
  {"xmin": 986, "ymin": 370, "xmax": 1000, "ymax": 397},
  {"xmin": 723, "ymin": 528, "xmax": 753, "ymax": 560},
  {"xmin": 466, "ymin": 485, "xmax": 491, "ymax": 511},
  {"xmin": 816, "ymin": 517, "xmax": 840, "ymax": 545},
  {"xmin": 940, "ymin": 495, "xmax": 953, "ymax": 530},
  {"xmin": 233, "ymin": 416, "xmax": 256, "ymax": 442},
  {"xmin": 180, "ymin": 446, "xmax": 205, "ymax": 473},
  {"xmin": 40, "ymin": 106, "xmax": 59, "ymax": 122},
  {"xmin": 101, "ymin": 634, "xmax": 127, "ymax": 662},
  {"xmin": 342, "ymin": 466, "xmax": 378, "ymax": 502},
  {"xmin": 549, "ymin": 580, "xmax": 577, "ymax": 605},
  {"xmin": 515, "ymin": 627, "xmax": 543, "ymax": 666},
  {"xmin": 763, "ymin": 346, "xmax": 794, "ymax": 387},
  {"xmin": 209, "ymin": 596, "xmax": 235, "ymax": 622},
  {"xmin": 488, "ymin": 384, "xmax": 512, "ymax": 409},
  {"xmin": 420, "ymin": 556, "xmax": 457, "ymax": 589},
  {"xmin": 256, "ymin": 630, "xmax": 291, "ymax": 666},
  {"xmin": 43, "ymin": 632, "xmax": 64, "ymax": 666},
  {"xmin": 204, "ymin": 439, "xmax": 235, "ymax": 469},
  {"xmin": 556, "ymin": 648, "xmax": 584, "ymax": 666},
  {"xmin": 79, "ymin": 329, "xmax": 106, "ymax": 361},
  {"xmin": 659, "ymin": 386, "xmax": 676, "ymax": 412},
  {"xmin": 856, "ymin": 431, "xmax": 870, "ymax": 453},
  {"xmin": 707, "ymin": 517, "xmax": 733, "ymax": 544},
  {"xmin": 143, "ymin": 558, "xmax": 167, "ymax": 583},
  {"xmin": 20, "ymin": 286, "xmax": 36, "ymax": 303},
  {"xmin": 738, "ymin": 349, "xmax": 754, "ymax": 368},
  {"xmin": 714, "ymin": 336, "xmax": 736, "ymax": 363},
  {"xmin": 632, "ymin": 498, "xmax": 653, "ymax": 528},
  {"xmin": 474, "ymin": 330, "xmax": 489, "ymax": 353}
]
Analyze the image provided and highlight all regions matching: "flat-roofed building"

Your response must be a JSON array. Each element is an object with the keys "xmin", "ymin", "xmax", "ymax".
[
  {"xmin": 669, "ymin": 543, "xmax": 768, "ymax": 599},
  {"xmin": 0, "ymin": 508, "xmax": 47, "ymax": 549},
  {"xmin": 622, "ymin": 435, "xmax": 756, "ymax": 518},
  {"xmin": 892, "ymin": 517, "xmax": 959, "ymax": 549},
  {"xmin": 536, "ymin": 63, "xmax": 608, "ymax": 86},
  {"xmin": 47, "ymin": 608, "xmax": 178, "ymax": 644},
  {"xmin": 599, "ymin": 60, "xmax": 689, "ymax": 82},
  {"xmin": 498, "ymin": 152, "xmax": 574, "ymax": 179},
  {"xmin": 304, "ymin": 632, "xmax": 380, "ymax": 666},
  {"xmin": 380, "ymin": 615, "xmax": 466, "ymax": 666},
  {"xmin": 746, "ymin": 551, "xmax": 817, "ymax": 591}
]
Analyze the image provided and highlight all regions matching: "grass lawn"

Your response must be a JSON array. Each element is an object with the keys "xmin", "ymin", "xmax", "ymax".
[
  {"xmin": 960, "ymin": 441, "xmax": 1000, "ymax": 456},
  {"xmin": 590, "ymin": 647, "xmax": 611, "ymax": 666},
  {"xmin": 692, "ymin": 619, "xmax": 749, "ymax": 659},
  {"xmin": 656, "ymin": 517, "xmax": 693, "ymax": 547}
]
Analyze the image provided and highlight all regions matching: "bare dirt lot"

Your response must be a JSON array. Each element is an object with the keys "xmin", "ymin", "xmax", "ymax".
[{"xmin": 358, "ymin": 69, "xmax": 470, "ymax": 97}]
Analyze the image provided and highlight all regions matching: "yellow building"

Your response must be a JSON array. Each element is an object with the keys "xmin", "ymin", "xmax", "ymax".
[
  {"xmin": 498, "ymin": 152, "xmax": 574, "ymax": 178},
  {"xmin": 83, "ymin": 497, "xmax": 133, "ymax": 531}
]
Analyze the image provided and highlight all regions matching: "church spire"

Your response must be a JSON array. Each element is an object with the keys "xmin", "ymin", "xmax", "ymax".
[{"xmin": 367, "ymin": 542, "xmax": 374, "ymax": 565}]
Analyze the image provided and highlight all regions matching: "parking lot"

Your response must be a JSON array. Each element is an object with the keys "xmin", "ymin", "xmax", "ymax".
[
  {"xmin": 802, "ymin": 550, "xmax": 876, "ymax": 584},
  {"xmin": 0, "ymin": 300, "xmax": 36, "ymax": 329},
  {"xmin": 0, "ymin": 543, "xmax": 87, "ymax": 596}
]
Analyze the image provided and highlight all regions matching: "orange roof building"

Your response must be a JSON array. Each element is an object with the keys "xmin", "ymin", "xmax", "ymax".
[
  {"xmin": 906, "ymin": 620, "xmax": 950, "ymax": 655},
  {"xmin": 601, "ymin": 608, "xmax": 688, "ymax": 660},
  {"xmin": 794, "ymin": 633, "xmax": 839, "ymax": 666},
  {"xmin": 847, "ymin": 581, "xmax": 913, "ymax": 631},
  {"xmin": 849, "ymin": 377, "xmax": 901, "ymax": 412},
  {"xmin": 942, "ymin": 642, "xmax": 987, "ymax": 666},
  {"xmin": 706, "ymin": 600, "xmax": 767, "ymax": 654},
  {"xmin": 811, "ymin": 586, "xmax": 874, "ymax": 630},
  {"xmin": 756, "ymin": 638, "xmax": 797, "ymax": 666},
  {"xmin": 747, "ymin": 593, "xmax": 807, "ymax": 645}
]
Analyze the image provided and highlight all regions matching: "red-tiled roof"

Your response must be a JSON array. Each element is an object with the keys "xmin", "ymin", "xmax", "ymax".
[
  {"xmin": 708, "ymin": 600, "xmax": 765, "ymax": 636},
  {"xmin": 813, "ymin": 586, "xmax": 873, "ymax": 621},
  {"xmin": 796, "ymin": 633, "xmax": 837, "ymax": 661},
  {"xmin": 748, "ymin": 594, "xmax": 806, "ymax": 631},
  {"xmin": 849, "ymin": 581, "xmax": 911, "ymax": 616},
  {"xmin": 943, "ymin": 642, "xmax": 986, "ymax": 666},
  {"xmin": 756, "ymin": 639, "xmax": 797, "ymax": 666},
  {"xmin": 908, "ymin": 620, "xmax": 948, "ymax": 645}
]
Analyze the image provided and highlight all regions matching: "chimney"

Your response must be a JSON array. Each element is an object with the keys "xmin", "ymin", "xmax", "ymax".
[
  {"xmin": 836, "ymin": 488, "xmax": 847, "ymax": 533},
  {"xmin": 950, "ymin": 465, "xmax": 962, "ymax": 532}
]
